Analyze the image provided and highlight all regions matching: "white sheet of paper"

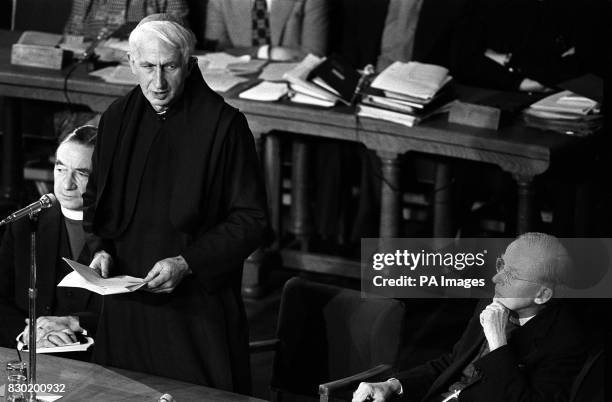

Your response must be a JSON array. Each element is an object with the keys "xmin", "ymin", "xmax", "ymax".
[
  {"xmin": 239, "ymin": 81, "xmax": 288, "ymax": 101},
  {"xmin": 201, "ymin": 72, "xmax": 249, "ymax": 93},
  {"xmin": 258, "ymin": 62, "xmax": 299, "ymax": 81},
  {"xmin": 195, "ymin": 52, "xmax": 250, "ymax": 70},
  {"xmin": 59, "ymin": 258, "xmax": 145, "ymax": 295}
]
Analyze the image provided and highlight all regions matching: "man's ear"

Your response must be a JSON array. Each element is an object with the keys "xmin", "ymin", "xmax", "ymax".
[
  {"xmin": 534, "ymin": 286, "xmax": 553, "ymax": 305},
  {"xmin": 127, "ymin": 52, "xmax": 137, "ymax": 74}
]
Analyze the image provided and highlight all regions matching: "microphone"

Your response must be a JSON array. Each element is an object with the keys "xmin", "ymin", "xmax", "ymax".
[{"xmin": 0, "ymin": 194, "xmax": 57, "ymax": 227}]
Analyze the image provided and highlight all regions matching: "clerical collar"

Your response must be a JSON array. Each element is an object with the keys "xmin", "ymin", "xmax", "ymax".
[
  {"xmin": 61, "ymin": 206, "xmax": 83, "ymax": 221},
  {"xmin": 518, "ymin": 315, "xmax": 535, "ymax": 326}
]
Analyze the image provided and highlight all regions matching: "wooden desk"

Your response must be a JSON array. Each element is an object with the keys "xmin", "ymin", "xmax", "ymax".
[
  {"xmin": 0, "ymin": 347, "xmax": 266, "ymax": 401},
  {"xmin": 0, "ymin": 30, "xmax": 581, "ymax": 276}
]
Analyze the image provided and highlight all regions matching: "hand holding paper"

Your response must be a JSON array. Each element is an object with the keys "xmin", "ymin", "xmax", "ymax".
[{"xmin": 59, "ymin": 258, "xmax": 145, "ymax": 295}]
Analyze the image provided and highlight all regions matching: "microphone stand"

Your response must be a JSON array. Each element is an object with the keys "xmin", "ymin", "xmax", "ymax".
[{"xmin": 27, "ymin": 212, "xmax": 39, "ymax": 401}]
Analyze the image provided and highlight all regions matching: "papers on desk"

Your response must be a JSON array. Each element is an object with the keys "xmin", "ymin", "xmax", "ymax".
[
  {"xmin": 239, "ymin": 81, "xmax": 289, "ymax": 101},
  {"xmin": 258, "ymin": 62, "xmax": 299, "ymax": 81},
  {"xmin": 227, "ymin": 59, "xmax": 268, "ymax": 75},
  {"xmin": 283, "ymin": 54, "xmax": 340, "ymax": 106},
  {"xmin": 196, "ymin": 52, "xmax": 251, "ymax": 71},
  {"xmin": 0, "ymin": 385, "xmax": 62, "ymax": 401},
  {"xmin": 89, "ymin": 65, "xmax": 139, "ymax": 85},
  {"xmin": 16, "ymin": 330, "xmax": 94, "ymax": 354},
  {"xmin": 371, "ymin": 61, "xmax": 452, "ymax": 101},
  {"xmin": 58, "ymin": 258, "xmax": 146, "ymax": 295},
  {"xmin": 527, "ymin": 90, "xmax": 599, "ymax": 116},
  {"xmin": 523, "ymin": 90, "xmax": 602, "ymax": 136},
  {"xmin": 201, "ymin": 71, "xmax": 249, "ymax": 93}
]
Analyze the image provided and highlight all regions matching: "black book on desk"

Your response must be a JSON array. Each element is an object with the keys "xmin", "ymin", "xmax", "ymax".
[{"xmin": 307, "ymin": 55, "xmax": 360, "ymax": 104}]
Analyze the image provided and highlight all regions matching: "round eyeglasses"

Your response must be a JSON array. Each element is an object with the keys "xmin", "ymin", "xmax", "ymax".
[{"xmin": 495, "ymin": 256, "xmax": 541, "ymax": 285}]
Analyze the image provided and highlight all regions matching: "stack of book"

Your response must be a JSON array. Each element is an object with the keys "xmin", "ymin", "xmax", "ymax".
[
  {"xmin": 282, "ymin": 54, "xmax": 360, "ymax": 107},
  {"xmin": 358, "ymin": 61, "xmax": 453, "ymax": 127},
  {"xmin": 522, "ymin": 90, "xmax": 602, "ymax": 136}
]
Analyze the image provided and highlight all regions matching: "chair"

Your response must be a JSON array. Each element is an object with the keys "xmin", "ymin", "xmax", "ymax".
[
  {"xmin": 569, "ymin": 345, "xmax": 604, "ymax": 402},
  {"xmin": 251, "ymin": 277, "xmax": 406, "ymax": 402}
]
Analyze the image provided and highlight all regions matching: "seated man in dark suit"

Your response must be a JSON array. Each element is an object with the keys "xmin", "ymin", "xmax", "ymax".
[
  {"xmin": 0, "ymin": 125, "xmax": 100, "ymax": 350},
  {"xmin": 352, "ymin": 232, "xmax": 587, "ymax": 402},
  {"xmin": 449, "ymin": 0, "xmax": 606, "ymax": 92}
]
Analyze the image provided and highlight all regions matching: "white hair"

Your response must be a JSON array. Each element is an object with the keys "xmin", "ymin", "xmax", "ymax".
[{"xmin": 129, "ymin": 19, "xmax": 196, "ymax": 64}]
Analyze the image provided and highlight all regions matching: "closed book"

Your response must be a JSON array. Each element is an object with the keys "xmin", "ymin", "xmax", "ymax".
[
  {"xmin": 308, "ymin": 55, "xmax": 360, "ymax": 104},
  {"xmin": 357, "ymin": 104, "xmax": 419, "ymax": 127}
]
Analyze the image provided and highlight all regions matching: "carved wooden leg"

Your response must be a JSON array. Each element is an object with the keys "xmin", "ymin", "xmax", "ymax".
[
  {"xmin": 1, "ymin": 97, "xmax": 22, "ymax": 207},
  {"xmin": 514, "ymin": 174, "xmax": 535, "ymax": 234},
  {"xmin": 289, "ymin": 138, "xmax": 311, "ymax": 250},
  {"xmin": 378, "ymin": 151, "xmax": 400, "ymax": 238},
  {"xmin": 433, "ymin": 160, "xmax": 453, "ymax": 237}
]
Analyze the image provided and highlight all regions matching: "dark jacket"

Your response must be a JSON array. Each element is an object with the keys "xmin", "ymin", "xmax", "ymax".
[
  {"xmin": 396, "ymin": 301, "xmax": 586, "ymax": 402},
  {"xmin": 450, "ymin": 0, "xmax": 607, "ymax": 90},
  {"xmin": 0, "ymin": 203, "xmax": 100, "ymax": 347}
]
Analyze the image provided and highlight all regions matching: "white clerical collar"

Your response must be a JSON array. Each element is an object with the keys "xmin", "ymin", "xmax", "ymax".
[
  {"xmin": 61, "ymin": 206, "xmax": 83, "ymax": 221},
  {"xmin": 518, "ymin": 315, "xmax": 535, "ymax": 326}
]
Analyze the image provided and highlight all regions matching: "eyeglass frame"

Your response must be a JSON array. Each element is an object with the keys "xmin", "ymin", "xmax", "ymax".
[{"xmin": 495, "ymin": 256, "xmax": 544, "ymax": 286}]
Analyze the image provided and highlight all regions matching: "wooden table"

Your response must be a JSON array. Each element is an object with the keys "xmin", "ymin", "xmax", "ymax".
[
  {"xmin": 0, "ymin": 30, "xmax": 581, "ymax": 278},
  {"xmin": 0, "ymin": 347, "xmax": 266, "ymax": 401}
]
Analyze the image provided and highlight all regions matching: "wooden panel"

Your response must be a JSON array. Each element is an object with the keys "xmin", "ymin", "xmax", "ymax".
[{"xmin": 280, "ymin": 249, "xmax": 361, "ymax": 279}]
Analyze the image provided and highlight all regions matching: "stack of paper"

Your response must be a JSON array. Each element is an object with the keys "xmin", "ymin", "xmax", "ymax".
[
  {"xmin": 239, "ymin": 81, "xmax": 289, "ymax": 101},
  {"xmin": 523, "ymin": 90, "xmax": 602, "ymax": 136},
  {"xmin": 358, "ymin": 61, "xmax": 453, "ymax": 127},
  {"xmin": 282, "ymin": 54, "xmax": 341, "ymax": 107}
]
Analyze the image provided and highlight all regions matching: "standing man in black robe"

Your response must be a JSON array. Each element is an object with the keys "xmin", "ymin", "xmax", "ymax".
[{"xmin": 82, "ymin": 14, "xmax": 268, "ymax": 393}]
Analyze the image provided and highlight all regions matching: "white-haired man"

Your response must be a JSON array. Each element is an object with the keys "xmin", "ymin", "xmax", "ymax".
[
  {"xmin": 83, "ymin": 14, "xmax": 268, "ymax": 393},
  {"xmin": 352, "ymin": 233, "xmax": 587, "ymax": 402},
  {"xmin": 0, "ymin": 126, "xmax": 101, "ymax": 355}
]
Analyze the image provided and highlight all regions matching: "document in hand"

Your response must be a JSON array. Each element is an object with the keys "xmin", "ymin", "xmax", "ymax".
[
  {"xmin": 58, "ymin": 258, "xmax": 146, "ymax": 295},
  {"xmin": 371, "ymin": 61, "xmax": 452, "ymax": 101}
]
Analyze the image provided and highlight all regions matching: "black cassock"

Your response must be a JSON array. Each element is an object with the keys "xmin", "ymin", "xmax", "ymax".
[{"xmin": 84, "ymin": 65, "xmax": 268, "ymax": 393}]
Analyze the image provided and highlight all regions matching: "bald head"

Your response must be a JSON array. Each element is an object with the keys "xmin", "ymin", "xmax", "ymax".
[{"xmin": 511, "ymin": 232, "xmax": 573, "ymax": 286}]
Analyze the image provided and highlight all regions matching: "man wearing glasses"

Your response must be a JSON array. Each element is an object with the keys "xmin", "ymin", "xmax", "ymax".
[{"xmin": 353, "ymin": 232, "xmax": 587, "ymax": 402}]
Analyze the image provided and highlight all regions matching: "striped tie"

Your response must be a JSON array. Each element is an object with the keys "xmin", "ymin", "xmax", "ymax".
[{"xmin": 252, "ymin": 0, "xmax": 271, "ymax": 46}]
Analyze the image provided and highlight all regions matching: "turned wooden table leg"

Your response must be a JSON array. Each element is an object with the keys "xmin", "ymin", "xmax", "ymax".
[
  {"xmin": 433, "ymin": 160, "xmax": 453, "ymax": 237},
  {"xmin": 377, "ymin": 151, "xmax": 400, "ymax": 238},
  {"xmin": 262, "ymin": 133, "xmax": 282, "ymax": 247},
  {"xmin": 289, "ymin": 138, "xmax": 311, "ymax": 250},
  {"xmin": 514, "ymin": 174, "xmax": 535, "ymax": 234}
]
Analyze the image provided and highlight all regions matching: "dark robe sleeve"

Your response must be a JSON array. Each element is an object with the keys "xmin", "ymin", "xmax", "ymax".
[
  {"xmin": 181, "ymin": 113, "xmax": 268, "ymax": 284},
  {"xmin": 449, "ymin": 0, "xmax": 524, "ymax": 90},
  {"xmin": 0, "ymin": 226, "xmax": 26, "ymax": 347},
  {"xmin": 82, "ymin": 113, "xmax": 114, "ymax": 258}
]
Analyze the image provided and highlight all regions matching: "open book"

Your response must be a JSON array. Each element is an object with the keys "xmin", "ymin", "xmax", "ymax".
[
  {"xmin": 282, "ymin": 54, "xmax": 341, "ymax": 104},
  {"xmin": 58, "ymin": 258, "xmax": 146, "ymax": 295}
]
